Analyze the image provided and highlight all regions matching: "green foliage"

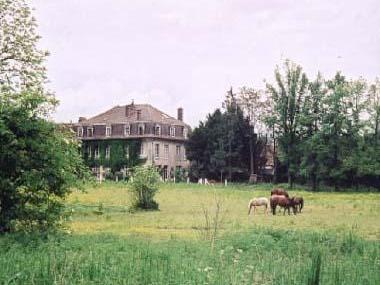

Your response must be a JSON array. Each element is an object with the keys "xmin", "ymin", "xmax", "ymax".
[
  {"xmin": 0, "ymin": 0, "xmax": 90, "ymax": 233},
  {"xmin": 0, "ymin": 0, "xmax": 57, "ymax": 109},
  {"xmin": 266, "ymin": 60, "xmax": 308, "ymax": 188},
  {"xmin": 128, "ymin": 166, "xmax": 160, "ymax": 210},
  {"xmin": 186, "ymin": 94, "xmax": 267, "ymax": 182},
  {"xmin": 266, "ymin": 60, "xmax": 380, "ymax": 190},
  {"xmin": 83, "ymin": 139, "xmax": 143, "ymax": 175},
  {"xmin": 0, "ymin": 99, "xmax": 90, "ymax": 232}
]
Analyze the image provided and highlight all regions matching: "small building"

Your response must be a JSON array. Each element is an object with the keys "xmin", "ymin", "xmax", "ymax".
[{"xmin": 72, "ymin": 102, "xmax": 190, "ymax": 181}]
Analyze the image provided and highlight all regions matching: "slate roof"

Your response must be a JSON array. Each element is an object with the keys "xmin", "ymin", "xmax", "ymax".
[{"xmin": 76, "ymin": 104, "xmax": 189, "ymax": 127}]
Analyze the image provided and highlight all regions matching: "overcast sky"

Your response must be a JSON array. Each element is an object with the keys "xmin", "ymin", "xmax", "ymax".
[{"xmin": 31, "ymin": 0, "xmax": 380, "ymax": 127}]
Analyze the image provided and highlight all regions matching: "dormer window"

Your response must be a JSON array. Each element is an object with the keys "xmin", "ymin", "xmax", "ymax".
[
  {"xmin": 87, "ymin": 127, "xmax": 94, "ymax": 137},
  {"xmin": 138, "ymin": 124, "xmax": 144, "ymax": 135},
  {"xmin": 106, "ymin": 126, "xmax": 112, "ymax": 137},
  {"xmin": 169, "ymin": 126, "xmax": 176, "ymax": 137},
  {"xmin": 155, "ymin": 125, "xmax": 161, "ymax": 136},
  {"xmin": 124, "ymin": 124, "xmax": 130, "ymax": 136},
  {"xmin": 77, "ymin": 127, "xmax": 83, "ymax": 137}
]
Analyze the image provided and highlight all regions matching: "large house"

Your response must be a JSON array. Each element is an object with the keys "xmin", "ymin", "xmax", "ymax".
[{"xmin": 73, "ymin": 102, "xmax": 190, "ymax": 181}]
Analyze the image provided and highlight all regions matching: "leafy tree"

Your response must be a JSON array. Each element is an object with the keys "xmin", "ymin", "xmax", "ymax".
[
  {"xmin": 368, "ymin": 78, "xmax": 380, "ymax": 143},
  {"xmin": 298, "ymin": 73, "xmax": 325, "ymax": 190},
  {"xmin": 238, "ymin": 87, "xmax": 270, "ymax": 177},
  {"xmin": 0, "ymin": 0, "xmax": 89, "ymax": 232},
  {"xmin": 0, "ymin": 0, "xmax": 56, "ymax": 110},
  {"xmin": 266, "ymin": 60, "xmax": 308, "ymax": 188},
  {"xmin": 187, "ymin": 93, "xmax": 255, "ymax": 182},
  {"xmin": 128, "ymin": 166, "xmax": 160, "ymax": 210}
]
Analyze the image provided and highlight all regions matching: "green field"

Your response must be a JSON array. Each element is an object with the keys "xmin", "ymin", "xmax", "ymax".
[{"xmin": 1, "ymin": 183, "xmax": 379, "ymax": 284}]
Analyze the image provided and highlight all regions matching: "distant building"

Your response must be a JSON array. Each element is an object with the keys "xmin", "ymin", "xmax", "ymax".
[{"xmin": 72, "ymin": 102, "xmax": 190, "ymax": 181}]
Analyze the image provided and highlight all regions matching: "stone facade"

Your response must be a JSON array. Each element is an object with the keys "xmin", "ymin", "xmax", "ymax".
[{"xmin": 73, "ymin": 103, "xmax": 190, "ymax": 180}]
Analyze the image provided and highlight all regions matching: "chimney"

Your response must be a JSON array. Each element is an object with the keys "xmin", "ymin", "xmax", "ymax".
[
  {"xmin": 125, "ymin": 100, "xmax": 135, "ymax": 117},
  {"xmin": 125, "ymin": 105, "xmax": 130, "ymax": 117},
  {"xmin": 78, "ymin": 117, "xmax": 86, "ymax": 123},
  {"xmin": 177, "ymin": 107, "xmax": 183, "ymax": 121}
]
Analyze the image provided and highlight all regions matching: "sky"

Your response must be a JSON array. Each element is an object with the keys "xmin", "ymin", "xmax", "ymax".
[{"xmin": 30, "ymin": 0, "xmax": 380, "ymax": 127}]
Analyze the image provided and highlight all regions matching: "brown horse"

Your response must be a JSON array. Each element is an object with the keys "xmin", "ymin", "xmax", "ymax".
[
  {"xmin": 293, "ymin": 197, "xmax": 304, "ymax": 213},
  {"xmin": 270, "ymin": 195, "xmax": 297, "ymax": 215},
  {"xmin": 270, "ymin": 188, "xmax": 289, "ymax": 198}
]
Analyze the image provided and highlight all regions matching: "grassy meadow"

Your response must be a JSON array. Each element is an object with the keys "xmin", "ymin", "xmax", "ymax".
[{"xmin": 1, "ymin": 183, "xmax": 379, "ymax": 284}]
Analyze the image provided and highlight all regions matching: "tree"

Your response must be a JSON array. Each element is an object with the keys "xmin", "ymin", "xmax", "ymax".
[
  {"xmin": 298, "ymin": 73, "xmax": 325, "ymax": 190},
  {"xmin": 0, "ymin": 0, "xmax": 56, "ymax": 110},
  {"xmin": 0, "ymin": 0, "xmax": 89, "ymax": 232},
  {"xmin": 128, "ymin": 166, "xmax": 160, "ymax": 210},
  {"xmin": 368, "ymin": 78, "xmax": 380, "ymax": 143},
  {"xmin": 266, "ymin": 60, "xmax": 308, "ymax": 188},
  {"xmin": 186, "ymin": 95, "xmax": 252, "ymax": 182},
  {"xmin": 238, "ymin": 87, "xmax": 270, "ymax": 179}
]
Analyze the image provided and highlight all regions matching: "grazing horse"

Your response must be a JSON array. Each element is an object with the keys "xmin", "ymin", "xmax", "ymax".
[
  {"xmin": 270, "ymin": 195, "xmax": 297, "ymax": 215},
  {"xmin": 248, "ymin": 197, "xmax": 269, "ymax": 215},
  {"xmin": 293, "ymin": 197, "xmax": 304, "ymax": 213},
  {"xmin": 271, "ymin": 188, "xmax": 289, "ymax": 198}
]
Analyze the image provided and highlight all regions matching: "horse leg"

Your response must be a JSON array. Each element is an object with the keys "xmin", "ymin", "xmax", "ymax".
[{"xmin": 248, "ymin": 204, "xmax": 252, "ymax": 215}]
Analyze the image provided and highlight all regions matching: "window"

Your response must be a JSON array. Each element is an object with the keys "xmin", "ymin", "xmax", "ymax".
[
  {"xmin": 77, "ymin": 127, "xmax": 83, "ymax": 137},
  {"xmin": 87, "ymin": 145, "xmax": 92, "ymax": 158},
  {"xmin": 137, "ymin": 110, "xmax": 142, "ymax": 120},
  {"xmin": 183, "ymin": 127, "xmax": 188, "ymax": 139},
  {"xmin": 125, "ymin": 145, "xmax": 129, "ymax": 159},
  {"xmin": 154, "ymin": 144, "xmax": 160, "ymax": 159},
  {"xmin": 124, "ymin": 125, "xmax": 130, "ymax": 136},
  {"xmin": 94, "ymin": 146, "xmax": 100, "ymax": 159},
  {"xmin": 155, "ymin": 125, "xmax": 161, "ymax": 136},
  {"xmin": 87, "ymin": 127, "xmax": 93, "ymax": 137},
  {"xmin": 164, "ymin": 144, "xmax": 169, "ymax": 159},
  {"xmin": 138, "ymin": 124, "xmax": 144, "ymax": 135},
  {"xmin": 105, "ymin": 145, "xmax": 111, "ymax": 159},
  {"xmin": 176, "ymin": 145, "xmax": 181, "ymax": 158},
  {"xmin": 183, "ymin": 149, "xmax": 187, "ymax": 160},
  {"xmin": 106, "ymin": 126, "xmax": 112, "ymax": 137},
  {"xmin": 169, "ymin": 126, "xmax": 176, "ymax": 137},
  {"xmin": 140, "ymin": 143, "xmax": 144, "ymax": 155}
]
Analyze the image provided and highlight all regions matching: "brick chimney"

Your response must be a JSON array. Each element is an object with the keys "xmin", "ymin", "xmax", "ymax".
[
  {"xmin": 125, "ymin": 100, "xmax": 135, "ymax": 117},
  {"xmin": 177, "ymin": 107, "xmax": 183, "ymax": 121}
]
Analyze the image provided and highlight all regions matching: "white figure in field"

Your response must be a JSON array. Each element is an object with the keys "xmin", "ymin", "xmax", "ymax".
[
  {"xmin": 204, "ymin": 178, "xmax": 209, "ymax": 185},
  {"xmin": 198, "ymin": 178, "xmax": 203, "ymax": 184},
  {"xmin": 248, "ymin": 197, "xmax": 269, "ymax": 215}
]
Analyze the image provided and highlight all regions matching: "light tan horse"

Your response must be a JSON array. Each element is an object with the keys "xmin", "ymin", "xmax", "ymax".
[{"xmin": 248, "ymin": 197, "xmax": 269, "ymax": 215}]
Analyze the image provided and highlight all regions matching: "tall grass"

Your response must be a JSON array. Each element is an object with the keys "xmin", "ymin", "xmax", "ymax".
[{"xmin": 0, "ymin": 229, "xmax": 378, "ymax": 284}]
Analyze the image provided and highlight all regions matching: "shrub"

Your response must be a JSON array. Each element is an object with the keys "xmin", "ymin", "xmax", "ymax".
[{"xmin": 128, "ymin": 166, "xmax": 160, "ymax": 210}]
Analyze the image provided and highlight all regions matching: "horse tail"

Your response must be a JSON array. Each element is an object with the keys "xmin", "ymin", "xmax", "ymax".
[
  {"xmin": 300, "ymin": 198, "xmax": 304, "ymax": 211},
  {"xmin": 248, "ymin": 199, "xmax": 253, "ymax": 215}
]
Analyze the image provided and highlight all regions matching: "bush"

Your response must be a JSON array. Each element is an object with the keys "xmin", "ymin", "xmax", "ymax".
[
  {"xmin": 0, "ymin": 100, "xmax": 90, "ymax": 233},
  {"xmin": 128, "ymin": 166, "xmax": 160, "ymax": 210}
]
